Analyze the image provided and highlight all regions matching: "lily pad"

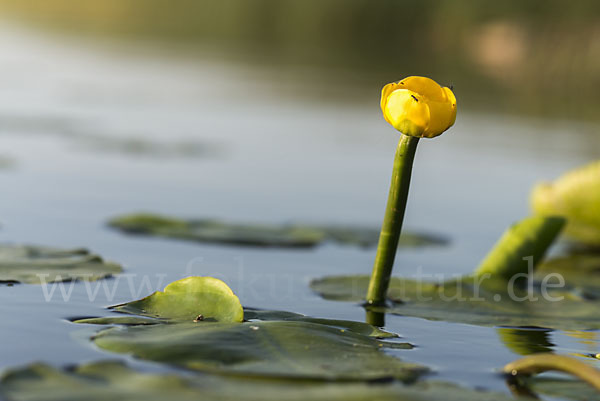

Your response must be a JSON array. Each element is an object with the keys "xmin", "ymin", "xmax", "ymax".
[
  {"xmin": 75, "ymin": 277, "xmax": 419, "ymax": 381},
  {"xmin": 108, "ymin": 213, "xmax": 448, "ymax": 249},
  {"xmin": 0, "ymin": 245, "xmax": 122, "ymax": 284},
  {"xmin": 244, "ymin": 308, "xmax": 399, "ymax": 339},
  {"xmin": 532, "ymin": 160, "xmax": 600, "ymax": 246},
  {"xmin": 0, "ymin": 361, "xmax": 522, "ymax": 401},
  {"xmin": 537, "ymin": 252, "xmax": 600, "ymax": 293},
  {"xmin": 110, "ymin": 276, "xmax": 244, "ymax": 323},
  {"xmin": 90, "ymin": 320, "xmax": 424, "ymax": 381},
  {"xmin": 310, "ymin": 274, "xmax": 600, "ymax": 330},
  {"xmin": 74, "ymin": 307, "xmax": 399, "ymax": 339}
]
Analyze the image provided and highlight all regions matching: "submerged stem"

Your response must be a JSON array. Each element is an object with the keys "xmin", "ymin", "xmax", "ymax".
[{"xmin": 366, "ymin": 134, "xmax": 419, "ymax": 305}]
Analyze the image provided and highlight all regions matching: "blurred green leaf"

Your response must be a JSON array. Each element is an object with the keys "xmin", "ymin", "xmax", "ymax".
[
  {"xmin": 108, "ymin": 213, "xmax": 448, "ymax": 249},
  {"xmin": 0, "ymin": 361, "xmax": 524, "ymax": 401},
  {"xmin": 513, "ymin": 377, "xmax": 600, "ymax": 401},
  {"xmin": 0, "ymin": 245, "xmax": 121, "ymax": 284}
]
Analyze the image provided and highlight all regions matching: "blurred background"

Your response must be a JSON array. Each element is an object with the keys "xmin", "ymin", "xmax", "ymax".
[{"xmin": 2, "ymin": 0, "xmax": 600, "ymax": 119}]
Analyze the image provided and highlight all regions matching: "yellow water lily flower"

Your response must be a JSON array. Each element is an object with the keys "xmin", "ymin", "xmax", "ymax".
[{"xmin": 381, "ymin": 76, "xmax": 457, "ymax": 138}]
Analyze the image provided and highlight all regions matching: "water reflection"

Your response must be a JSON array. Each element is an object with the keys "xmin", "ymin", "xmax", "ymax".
[
  {"xmin": 565, "ymin": 331, "xmax": 599, "ymax": 359},
  {"xmin": 499, "ymin": 327, "xmax": 600, "ymax": 363},
  {"xmin": 497, "ymin": 327, "xmax": 555, "ymax": 355}
]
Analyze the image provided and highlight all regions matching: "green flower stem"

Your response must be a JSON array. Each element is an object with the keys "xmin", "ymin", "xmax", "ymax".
[
  {"xmin": 504, "ymin": 354, "xmax": 600, "ymax": 392},
  {"xmin": 366, "ymin": 134, "xmax": 419, "ymax": 306}
]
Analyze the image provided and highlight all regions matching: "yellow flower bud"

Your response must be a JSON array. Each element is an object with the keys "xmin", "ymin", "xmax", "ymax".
[{"xmin": 380, "ymin": 76, "xmax": 457, "ymax": 138}]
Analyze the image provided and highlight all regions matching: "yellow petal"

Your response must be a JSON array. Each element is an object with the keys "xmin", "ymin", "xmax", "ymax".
[
  {"xmin": 442, "ymin": 86, "xmax": 457, "ymax": 128},
  {"xmin": 398, "ymin": 76, "xmax": 447, "ymax": 102},
  {"xmin": 422, "ymin": 98, "xmax": 457, "ymax": 138},
  {"xmin": 380, "ymin": 82, "xmax": 399, "ymax": 124},
  {"xmin": 384, "ymin": 89, "xmax": 430, "ymax": 137}
]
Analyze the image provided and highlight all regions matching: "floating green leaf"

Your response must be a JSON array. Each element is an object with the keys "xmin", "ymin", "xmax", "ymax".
[
  {"xmin": 0, "ymin": 245, "xmax": 122, "ymax": 284},
  {"xmin": 74, "ymin": 308, "xmax": 399, "ymax": 340},
  {"xmin": 243, "ymin": 308, "xmax": 399, "ymax": 339},
  {"xmin": 532, "ymin": 160, "xmax": 600, "ymax": 246},
  {"xmin": 111, "ymin": 276, "xmax": 244, "ymax": 323},
  {"xmin": 90, "ymin": 321, "xmax": 424, "ymax": 381},
  {"xmin": 0, "ymin": 361, "xmax": 523, "ymax": 401},
  {"xmin": 74, "ymin": 307, "xmax": 398, "ymax": 339},
  {"xmin": 310, "ymin": 274, "xmax": 600, "ymax": 330},
  {"xmin": 474, "ymin": 216, "xmax": 565, "ymax": 280},
  {"xmin": 108, "ymin": 213, "xmax": 448, "ymax": 249}
]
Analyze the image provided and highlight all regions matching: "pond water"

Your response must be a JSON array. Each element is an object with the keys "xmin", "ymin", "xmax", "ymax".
[{"xmin": 0, "ymin": 24, "xmax": 599, "ymax": 397}]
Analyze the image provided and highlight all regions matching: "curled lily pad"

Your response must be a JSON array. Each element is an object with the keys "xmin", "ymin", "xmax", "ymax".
[
  {"xmin": 310, "ymin": 274, "xmax": 600, "ymax": 330},
  {"xmin": 108, "ymin": 213, "xmax": 447, "ymax": 249},
  {"xmin": 474, "ymin": 216, "xmax": 565, "ymax": 281},
  {"xmin": 0, "ymin": 245, "xmax": 122, "ymax": 284},
  {"xmin": 0, "ymin": 361, "xmax": 520, "ymax": 401},
  {"xmin": 111, "ymin": 277, "xmax": 244, "ymax": 323},
  {"xmin": 532, "ymin": 160, "xmax": 600, "ymax": 246},
  {"xmin": 90, "ymin": 320, "xmax": 425, "ymax": 381}
]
